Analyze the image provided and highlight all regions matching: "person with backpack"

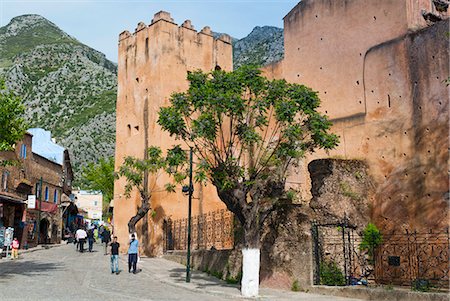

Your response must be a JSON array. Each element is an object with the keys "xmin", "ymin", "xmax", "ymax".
[
  {"xmin": 87, "ymin": 228, "xmax": 95, "ymax": 252},
  {"xmin": 102, "ymin": 228, "xmax": 111, "ymax": 255}
]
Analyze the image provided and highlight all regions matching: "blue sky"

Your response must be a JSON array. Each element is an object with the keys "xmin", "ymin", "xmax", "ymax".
[{"xmin": 1, "ymin": 0, "xmax": 298, "ymax": 62}]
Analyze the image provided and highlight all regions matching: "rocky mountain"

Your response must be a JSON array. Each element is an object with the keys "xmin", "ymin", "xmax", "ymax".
[
  {"xmin": 0, "ymin": 15, "xmax": 283, "ymax": 183},
  {"xmin": 233, "ymin": 26, "xmax": 284, "ymax": 69},
  {"xmin": 0, "ymin": 15, "xmax": 117, "ymax": 183}
]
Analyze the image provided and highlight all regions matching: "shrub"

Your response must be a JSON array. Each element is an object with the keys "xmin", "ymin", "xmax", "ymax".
[
  {"xmin": 320, "ymin": 261, "xmax": 346, "ymax": 286},
  {"xmin": 359, "ymin": 223, "xmax": 383, "ymax": 262},
  {"xmin": 291, "ymin": 279, "xmax": 300, "ymax": 291}
]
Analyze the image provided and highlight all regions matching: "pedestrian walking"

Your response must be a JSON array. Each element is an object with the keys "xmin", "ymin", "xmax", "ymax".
[
  {"xmin": 11, "ymin": 237, "xmax": 19, "ymax": 260},
  {"xmin": 98, "ymin": 224, "xmax": 104, "ymax": 241},
  {"xmin": 102, "ymin": 228, "xmax": 111, "ymax": 255},
  {"xmin": 128, "ymin": 234, "xmax": 139, "ymax": 274},
  {"xmin": 94, "ymin": 227, "xmax": 99, "ymax": 241},
  {"xmin": 110, "ymin": 236, "xmax": 120, "ymax": 275},
  {"xmin": 87, "ymin": 228, "xmax": 95, "ymax": 252},
  {"xmin": 75, "ymin": 227, "xmax": 87, "ymax": 253}
]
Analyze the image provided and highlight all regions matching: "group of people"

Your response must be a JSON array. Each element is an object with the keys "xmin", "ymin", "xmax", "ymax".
[
  {"xmin": 74, "ymin": 225, "xmax": 112, "ymax": 254},
  {"xmin": 110, "ymin": 233, "xmax": 139, "ymax": 274},
  {"xmin": 73, "ymin": 226, "xmax": 140, "ymax": 274}
]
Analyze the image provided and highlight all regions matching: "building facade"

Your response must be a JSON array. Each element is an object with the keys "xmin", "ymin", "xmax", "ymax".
[
  {"xmin": 73, "ymin": 190, "xmax": 102, "ymax": 221},
  {"xmin": 0, "ymin": 130, "xmax": 73, "ymax": 249}
]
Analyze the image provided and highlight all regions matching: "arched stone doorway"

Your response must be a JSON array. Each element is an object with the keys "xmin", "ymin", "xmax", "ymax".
[{"xmin": 39, "ymin": 218, "xmax": 50, "ymax": 244}]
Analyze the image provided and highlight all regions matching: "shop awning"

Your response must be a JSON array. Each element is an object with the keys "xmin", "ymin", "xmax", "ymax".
[
  {"xmin": 0, "ymin": 194, "xmax": 26, "ymax": 204},
  {"xmin": 37, "ymin": 201, "xmax": 58, "ymax": 214}
]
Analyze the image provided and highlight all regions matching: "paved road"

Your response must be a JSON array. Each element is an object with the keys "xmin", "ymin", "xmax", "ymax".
[
  {"xmin": 0, "ymin": 243, "xmax": 232, "ymax": 301},
  {"xmin": 0, "ymin": 243, "xmax": 364, "ymax": 301}
]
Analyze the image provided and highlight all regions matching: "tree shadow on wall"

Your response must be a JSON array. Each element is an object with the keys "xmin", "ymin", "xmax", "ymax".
[
  {"xmin": 0, "ymin": 260, "xmax": 63, "ymax": 282},
  {"xmin": 140, "ymin": 204, "xmax": 166, "ymax": 256}
]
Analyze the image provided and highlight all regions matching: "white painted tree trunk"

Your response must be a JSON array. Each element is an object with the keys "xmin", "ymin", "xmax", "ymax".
[{"xmin": 241, "ymin": 248, "xmax": 260, "ymax": 297}]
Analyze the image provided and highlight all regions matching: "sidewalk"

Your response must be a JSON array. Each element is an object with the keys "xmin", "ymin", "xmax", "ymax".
[
  {"xmin": 0, "ymin": 242, "xmax": 64, "ymax": 260},
  {"xmin": 129, "ymin": 256, "xmax": 363, "ymax": 301}
]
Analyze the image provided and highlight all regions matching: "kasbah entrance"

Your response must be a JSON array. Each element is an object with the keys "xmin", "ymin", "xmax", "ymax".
[{"xmin": 113, "ymin": 0, "xmax": 449, "ymax": 292}]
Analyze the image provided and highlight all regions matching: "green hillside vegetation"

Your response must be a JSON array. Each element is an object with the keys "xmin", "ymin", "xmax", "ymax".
[{"xmin": 0, "ymin": 15, "xmax": 117, "ymax": 183}]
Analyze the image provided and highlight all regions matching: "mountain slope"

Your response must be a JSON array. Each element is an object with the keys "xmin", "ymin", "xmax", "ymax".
[
  {"xmin": 233, "ymin": 26, "xmax": 284, "ymax": 69},
  {"xmin": 0, "ymin": 15, "xmax": 117, "ymax": 182}
]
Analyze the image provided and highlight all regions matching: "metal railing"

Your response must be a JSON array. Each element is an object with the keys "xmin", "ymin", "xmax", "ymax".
[
  {"xmin": 163, "ymin": 209, "xmax": 234, "ymax": 252},
  {"xmin": 312, "ymin": 220, "xmax": 449, "ymax": 290}
]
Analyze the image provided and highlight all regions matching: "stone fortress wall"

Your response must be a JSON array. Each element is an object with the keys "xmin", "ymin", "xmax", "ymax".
[
  {"xmin": 114, "ymin": 1, "xmax": 449, "ymax": 255},
  {"xmin": 114, "ymin": 11, "xmax": 232, "ymax": 255},
  {"xmin": 262, "ymin": 0, "xmax": 449, "ymax": 231}
]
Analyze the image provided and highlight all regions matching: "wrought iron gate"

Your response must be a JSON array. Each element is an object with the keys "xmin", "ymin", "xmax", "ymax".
[{"xmin": 312, "ymin": 218, "xmax": 366, "ymax": 285}]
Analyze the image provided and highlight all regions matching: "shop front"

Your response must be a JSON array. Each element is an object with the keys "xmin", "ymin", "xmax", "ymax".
[{"xmin": 0, "ymin": 194, "xmax": 27, "ymax": 250}]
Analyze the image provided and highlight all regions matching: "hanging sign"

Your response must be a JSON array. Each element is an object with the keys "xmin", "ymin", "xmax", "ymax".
[{"xmin": 27, "ymin": 195, "xmax": 36, "ymax": 209}]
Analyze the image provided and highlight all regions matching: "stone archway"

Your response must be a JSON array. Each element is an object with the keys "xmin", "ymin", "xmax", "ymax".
[{"xmin": 39, "ymin": 218, "xmax": 50, "ymax": 244}]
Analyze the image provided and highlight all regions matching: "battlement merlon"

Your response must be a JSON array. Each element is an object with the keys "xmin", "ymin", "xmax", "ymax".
[
  {"xmin": 118, "ymin": 30, "xmax": 131, "ymax": 42},
  {"xmin": 118, "ymin": 11, "xmax": 233, "ymax": 45},
  {"xmin": 135, "ymin": 21, "xmax": 147, "ymax": 33},
  {"xmin": 151, "ymin": 11, "xmax": 175, "ymax": 24}
]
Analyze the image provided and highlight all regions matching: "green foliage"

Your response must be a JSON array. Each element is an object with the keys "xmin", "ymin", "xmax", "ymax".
[
  {"xmin": 157, "ymin": 66, "xmax": 339, "ymax": 222},
  {"xmin": 339, "ymin": 181, "xmax": 361, "ymax": 201},
  {"xmin": 225, "ymin": 270, "xmax": 242, "ymax": 284},
  {"xmin": 320, "ymin": 261, "xmax": 346, "ymax": 286},
  {"xmin": 385, "ymin": 283, "xmax": 394, "ymax": 291},
  {"xmin": 116, "ymin": 145, "xmax": 189, "ymax": 198},
  {"xmin": 359, "ymin": 223, "xmax": 383, "ymax": 261},
  {"xmin": 81, "ymin": 157, "xmax": 115, "ymax": 218},
  {"xmin": 0, "ymin": 78, "xmax": 28, "ymax": 152},
  {"xmin": 354, "ymin": 171, "xmax": 363, "ymax": 180},
  {"xmin": 286, "ymin": 190, "xmax": 296, "ymax": 202},
  {"xmin": 291, "ymin": 279, "xmax": 300, "ymax": 292}
]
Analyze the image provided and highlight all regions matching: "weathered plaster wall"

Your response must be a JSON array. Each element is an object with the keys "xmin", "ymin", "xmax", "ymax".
[
  {"xmin": 264, "ymin": 0, "xmax": 449, "ymax": 231},
  {"xmin": 114, "ymin": 12, "xmax": 233, "ymax": 255}
]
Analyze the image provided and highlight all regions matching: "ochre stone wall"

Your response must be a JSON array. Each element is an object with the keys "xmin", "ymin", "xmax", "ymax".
[
  {"xmin": 115, "ymin": 2, "xmax": 449, "ymax": 255},
  {"xmin": 114, "ymin": 11, "xmax": 233, "ymax": 255},
  {"xmin": 262, "ymin": 0, "xmax": 449, "ymax": 231}
]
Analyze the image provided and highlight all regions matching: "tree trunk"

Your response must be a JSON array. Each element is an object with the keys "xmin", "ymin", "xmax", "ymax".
[
  {"xmin": 128, "ymin": 200, "xmax": 151, "ymax": 234},
  {"xmin": 241, "ymin": 218, "xmax": 261, "ymax": 297}
]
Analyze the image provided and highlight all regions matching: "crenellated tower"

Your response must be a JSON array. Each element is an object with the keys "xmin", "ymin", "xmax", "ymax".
[{"xmin": 114, "ymin": 11, "xmax": 232, "ymax": 255}]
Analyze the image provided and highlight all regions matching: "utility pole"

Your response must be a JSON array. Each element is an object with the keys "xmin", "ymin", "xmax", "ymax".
[
  {"xmin": 186, "ymin": 147, "xmax": 193, "ymax": 283},
  {"xmin": 36, "ymin": 177, "xmax": 43, "ymax": 245}
]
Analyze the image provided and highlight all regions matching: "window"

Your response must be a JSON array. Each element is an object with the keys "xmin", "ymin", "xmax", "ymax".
[
  {"xmin": 1, "ymin": 171, "xmax": 8, "ymax": 191},
  {"xmin": 20, "ymin": 144, "xmax": 27, "ymax": 159},
  {"xmin": 54, "ymin": 190, "xmax": 58, "ymax": 204},
  {"xmin": 94, "ymin": 201, "xmax": 98, "ymax": 206},
  {"xmin": 45, "ymin": 187, "xmax": 49, "ymax": 201},
  {"xmin": 35, "ymin": 183, "xmax": 41, "ymax": 199}
]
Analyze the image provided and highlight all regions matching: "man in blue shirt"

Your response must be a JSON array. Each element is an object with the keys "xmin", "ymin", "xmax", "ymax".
[{"xmin": 128, "ymin": 234, "xmax": 139, "ymax": 274}]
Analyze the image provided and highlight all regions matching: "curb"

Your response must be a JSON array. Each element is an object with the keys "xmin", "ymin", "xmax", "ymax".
[{"xmin": 19, "ymin": 243, "xmax": 65, "ymax": 255}]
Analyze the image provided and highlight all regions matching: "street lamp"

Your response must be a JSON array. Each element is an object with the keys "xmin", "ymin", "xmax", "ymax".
[{"xmin": 183, "ymin": 147, "xmax": 194, "ymax": 283}]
